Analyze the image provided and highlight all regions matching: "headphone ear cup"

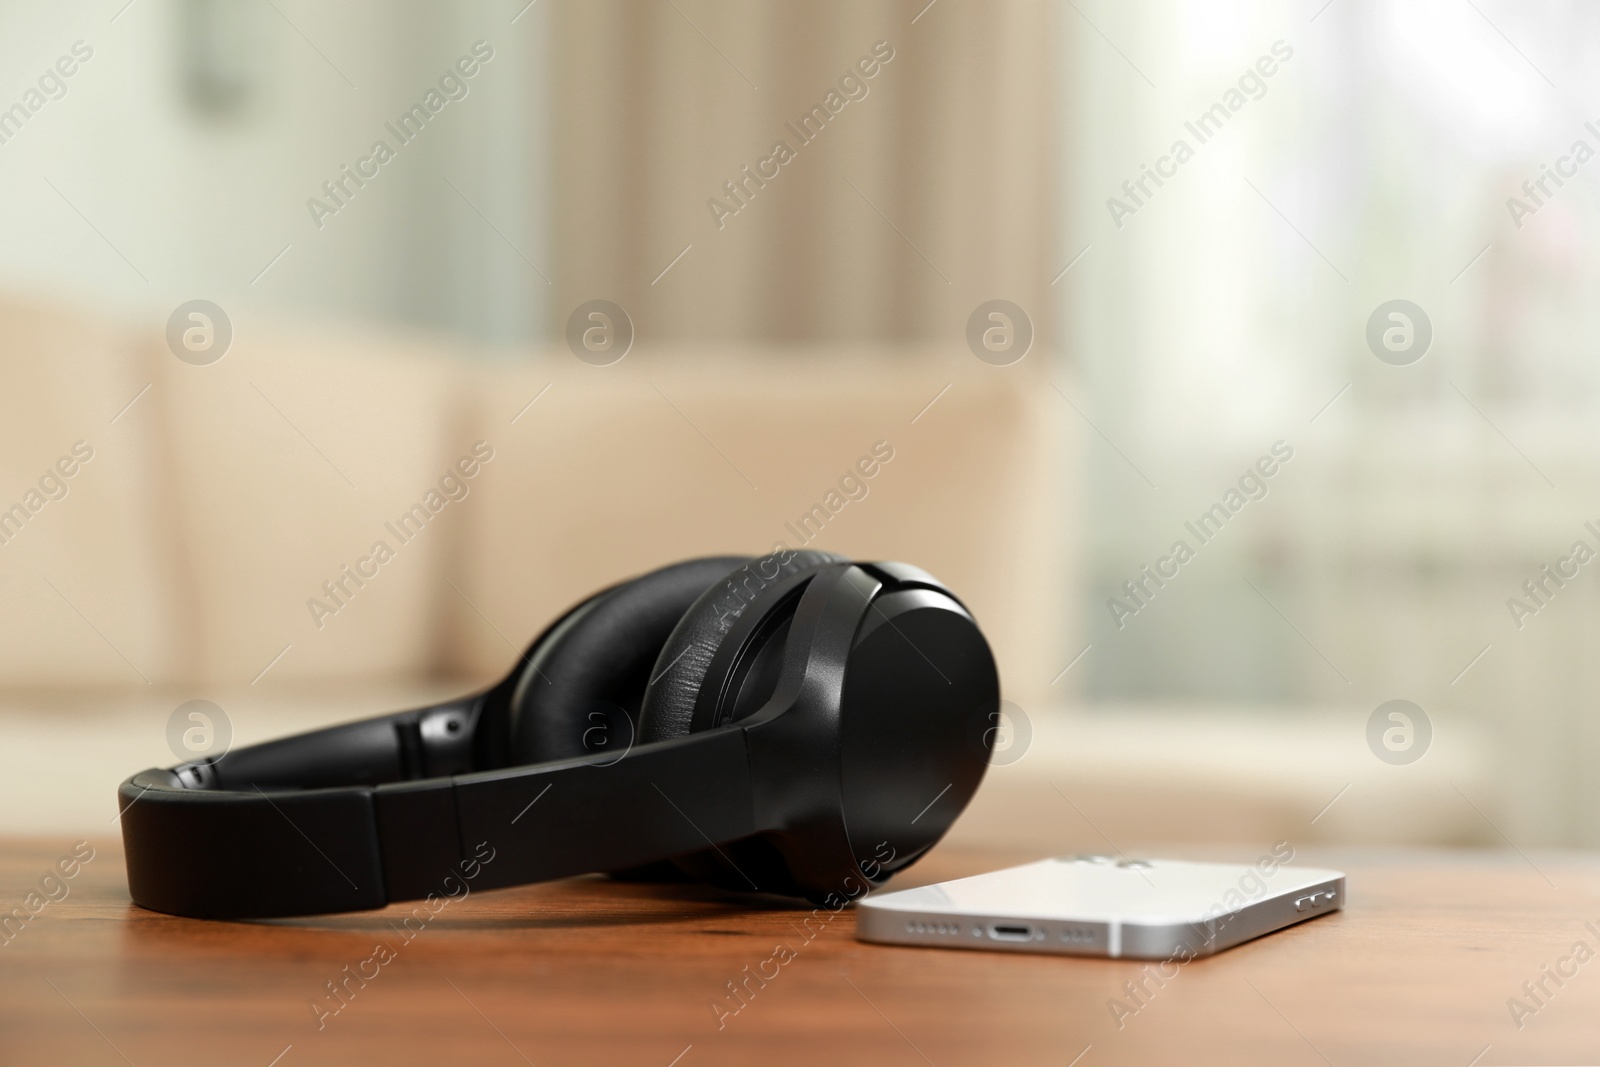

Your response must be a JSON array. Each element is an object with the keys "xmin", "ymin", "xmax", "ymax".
[
  {"xmin": 635, "ymin": 550, "xmax": 842, "ymax": 895},
  {"xmin": 506, "ymin": 557, "xmax": 747, "ymax": 765},
  {"xmin": 637, "ymin": 550, "xmax": 843, "ymax": 746}
]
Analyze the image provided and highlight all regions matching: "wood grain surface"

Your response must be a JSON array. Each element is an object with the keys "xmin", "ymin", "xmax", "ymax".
[{"xmin": 3, "ymin": 837, "xmax": 1599, "ymax": 1066}]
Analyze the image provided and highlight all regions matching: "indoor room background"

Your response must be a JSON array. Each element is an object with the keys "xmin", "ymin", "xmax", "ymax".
[{"xmin": 1, "ymin": 0, "xmax": 1594, "ymax": 860}]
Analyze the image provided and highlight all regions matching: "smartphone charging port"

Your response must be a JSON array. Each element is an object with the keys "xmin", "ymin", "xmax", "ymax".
[{"xmin": 989, "ymin": 923, "xmax": 1034, "ymax": 942}]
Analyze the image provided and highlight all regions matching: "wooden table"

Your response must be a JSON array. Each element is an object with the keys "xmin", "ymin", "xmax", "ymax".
[{"xmin": 4, "ymin": 838, "xmax": 1599, "ymax": 1066}]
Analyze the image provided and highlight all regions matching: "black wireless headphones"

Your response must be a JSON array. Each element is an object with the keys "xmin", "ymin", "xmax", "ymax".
[{"xmin": 118, "ymin": 552, "xmax": 1001, "ymax": 919}]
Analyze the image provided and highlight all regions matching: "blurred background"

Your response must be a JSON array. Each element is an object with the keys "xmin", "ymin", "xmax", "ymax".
[{"xmin": 2, "ymin": 0, "xmax": 1594, "ymax": 857}]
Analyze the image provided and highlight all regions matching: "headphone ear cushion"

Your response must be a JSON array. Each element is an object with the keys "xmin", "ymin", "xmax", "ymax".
[
  {"xmin": 507, "ymin": 557, "xmax": 747, "ymax": 765},
  {"xmin": 637, "ymin": 550, "xmax": 843, "ymax": 746}
]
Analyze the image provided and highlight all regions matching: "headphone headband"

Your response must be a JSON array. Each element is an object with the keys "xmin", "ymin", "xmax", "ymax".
[{"xmin": 118, "ymin": 715, "xmax": 756, "ymax": 919}]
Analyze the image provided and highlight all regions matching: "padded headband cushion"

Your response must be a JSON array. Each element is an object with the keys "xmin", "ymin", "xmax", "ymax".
[
  {"xmin": 638, "ymin": 550, "xmax": 844, "ymax": 746},
  {"xmin": 508, "ymin": 556, "xmax": 748, "ymax": 765}
]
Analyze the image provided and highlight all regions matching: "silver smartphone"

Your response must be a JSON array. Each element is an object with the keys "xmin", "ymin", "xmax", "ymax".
[{"xmin": 855, "ymin": 853, "xmax": 1344, "ymax": 959}]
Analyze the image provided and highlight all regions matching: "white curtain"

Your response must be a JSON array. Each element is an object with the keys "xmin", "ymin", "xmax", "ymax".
[{"xmin": 549, "ymin": 0, "xmax": 1057, "ymax": 344}]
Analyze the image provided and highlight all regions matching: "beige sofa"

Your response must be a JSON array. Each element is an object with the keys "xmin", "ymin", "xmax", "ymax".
[
  {"xmin": 0, "ymin": 295, "xmax": 1069, "ymax": 697},
  {"xmin": 0, "ymin": 296, "xmax": 1497, "ymax": 849}
]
